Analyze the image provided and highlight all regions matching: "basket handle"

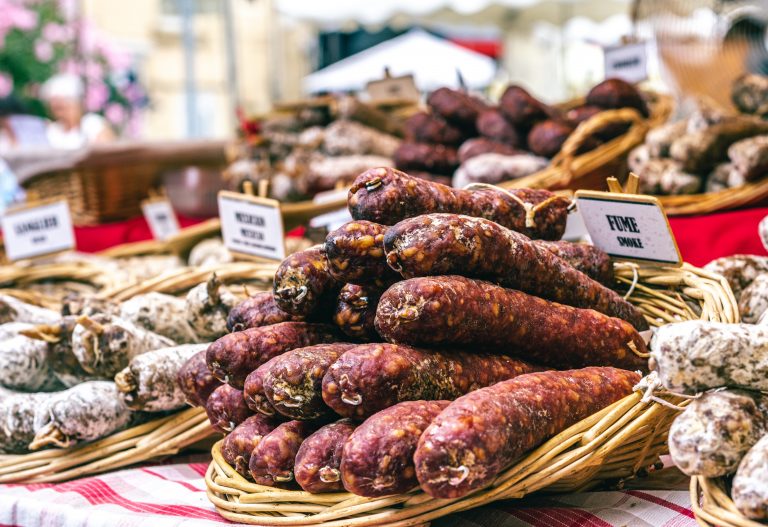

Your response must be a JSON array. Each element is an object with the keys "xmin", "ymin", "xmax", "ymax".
[{"xmin": 554, "ymin": 107, "xmax": 644, "ymax": 165}]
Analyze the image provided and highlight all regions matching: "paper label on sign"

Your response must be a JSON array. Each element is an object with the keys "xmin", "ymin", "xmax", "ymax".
[
  {"xmin": 603, "ymin": 41, "xmax": 648, "ymax": 83},
  {"xmin": 575, "ymin": 191, "xmax": 681, "ymax": 266},
  {"xmin": 311, "ymin": 188, "xmax": 352, "ymax": 230},
  {"xmin": 2, "ymin": 200, "xmax": 75, "ymax": 261},
  {"xmin": 562, "ymin": 207, "xmax": 590, "ymax": 242},
  {"xmin": 141, "ymin": 199, "xmax": 180, "ymax": 241},
  {"xmin": 218, "ymin": 191, "xmax": 285, "ymax": 261}
]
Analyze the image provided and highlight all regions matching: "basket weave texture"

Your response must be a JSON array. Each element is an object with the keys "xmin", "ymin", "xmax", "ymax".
[{"xmin": 691, "ymin": 476, "xmax": 767, "ymax": 527}]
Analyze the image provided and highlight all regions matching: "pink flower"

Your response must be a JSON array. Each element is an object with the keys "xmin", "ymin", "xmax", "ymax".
[
  {"xmin": 84, "ymin": 60, "xmax": 103, "ymax": 80},
  {"xmin": 84, "ymin": 81, "xmax": 109, "ymax": 112},
  {"xmin": 59, "ymin": 59, "xmax": 81, "ymax": 75},
  {"xmin": 104, "ymin": 103, "xmax": 125, "ymax": 125},
  {"xmin": 0, "ymin": 73, "xmax": 13, "ymax": 98},
  {"xmin": 34, "ymin": 39, "xmax": 54, "ymax": 62},
  {"xmin": 42, "ymin": 22, "xmax": 69, "ymax": 43}
]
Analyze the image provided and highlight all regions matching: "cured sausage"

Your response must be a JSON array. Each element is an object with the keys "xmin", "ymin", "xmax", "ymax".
[
  {"xmin": 0, "ymin": 392, "xmax": 48, "ymax": 453},
  {"xmin": 0, "ymin": 322, "xmax": 59, "ymax": 391},
  {"xmin": 0, "ymin": 295, "xmax": 59, "ymax": 325},
  {"xmin": 205, "ymin": 384, "xmax": 253, "ymax": 433},
  {"xmin": 394, "ymin": 143, "xmax": 460, "ymax": 175},
  {"xmin": 294, "ymin": 419, "xmax": 357, "ymax": 493},
  {"xmin": 30, "ymin": 381, "xmax": 133, "ymax": 450},
  {"xmin": 177, "ymin": 350, "xmax": 222, "ymax": 407},
  {"xmin": 333, "ymin": 284, "xmax": 382, "ymax": 341},
  {"xmin": 248, "ymin": 420, "xmax": 320, "ymax": 487},
  {"xmin": 71, "ymin": 314, "xmax": 176, "ymax": 377},
  {"xmin": 115, "ymin": 344, "xmax": 209, "ymax": 412},
  {"xmin": 414, "ymin": 367, "xmax": 639, "ymax": 498},
  {"xmin": 427, "ymin": 88, "xmax": 487, "ymax": 130},
  {"xmin": 341, "ymin": 400, "xmax": 450, "ymax": 497},
  {"xmin": 348, "ymin": 167, "xmax": 570, "ymax": 241},
  {"xmin": 273, "ymin": 246, "xmax": 340, "ymax": 317},
  {"xmin": 324, "ymin": 221, "xmax": 399, "ymax": 287},
  {"xmin": 243, "ymin": 357, "xmax": 280, "ymax": 416},
  {"xmin": 119, "ymin": 292, "xmax": 198, "ymax": 344},
  {"xmin": 322, "ymin": 343, "xmax": 540, "ymax": 418},
  {"xmin": 221, "ymin": 414, "xmax": 279, "ymax": 479},
  {"xmin": 376, "ymin": 276, "xmax": 648, "ymax": 371},
  {"xmin": 534, "ymin": 240, "xmax": 613, "ymax": 287},
  {"xmin": 404, "ymin": 112, "xmax": 466, "ymax": 146},
  {"xmin": 226, "ymin": 292, "xmax": 305, "ymax": 332},
  {"xmin": 703, "ymin": 255, "xmax": 768, "ymax": 298},
  {"xmin": 185, "ymin": 275, "xmax": 238, "ymax": 340},
  {"xmin": 382, "ymin": 214, "xmax": 645, "ymax": 329},
  {"xmin": 206, "ymin": 322, "xmax": 341, "ymax": 388},
  {"xmin": 733, "ymin": 433, "xmax": 768, "ymax": 520},
  {"xmin": 669, "ymin": 390, "xmax": 768, "ymax": 477},
  {"xmin": 263, "ymin": 343, "xmax": 356, "ymax": 420},
  {"xmin": 457, "ymin": 138, "xmax": 523, "ymax": 163},
  {"xmin": 738, "ymin": 274, "xmax": 768, "ymax": 324},
  {"xmin": 650, "ymin": 321, "xmax": 768, "ymax": 393}
]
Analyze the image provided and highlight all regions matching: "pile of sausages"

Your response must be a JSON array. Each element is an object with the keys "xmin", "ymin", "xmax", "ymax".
[
  {"xmin": 179, "ymin": 167, "xmax": 649, "ymax": 499},
  {"xmin": 655, "ymin": 254, "xmax": 768, "ymax": 521}
]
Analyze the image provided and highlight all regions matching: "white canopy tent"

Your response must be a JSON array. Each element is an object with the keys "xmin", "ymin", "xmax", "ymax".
[{"xmin": 302, "ymin": 29, "xmax": 497, "ymax": 94}]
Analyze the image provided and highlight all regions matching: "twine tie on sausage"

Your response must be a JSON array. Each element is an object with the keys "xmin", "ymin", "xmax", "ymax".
[
  {"xmin": 623, "ymin": 265, "xmax": 640, "ymax": 300},
  {"xmin": 364, "ymin": 178, "xmax": 383, "ymax": 192},
  {"xmin": 274, "ymin": 473, "xmax": 294, "ymax": 483},
  {"xmin": 319, "ymin": 467, "xmax": 341, "ymax": 483},
  {"xmin": 634, "ymin": 371, "xmax": 698, "ymax": 411},
  {"xmin": 281, "ymin": 394, "xmax": 305, "ymax": 408},
  {"xmin": 340, "ymin": 393, "xmax": 362, "ymax": 406},
  {"xmin": 626, "ymin": 339, "xmax": 650, "ymax": 359},
  {"xmin": 448, "ymin": 465, "xmax": 470, "ymax": 486},
  {"xmin": 463, "ymin": 183, "xmax": 562, "ymax": 229}
]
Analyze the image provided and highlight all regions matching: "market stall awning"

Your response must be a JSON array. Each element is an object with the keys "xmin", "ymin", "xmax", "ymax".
[{"xmin": 303, "ymin": 29, "xmax": 497, "ymax": 93}]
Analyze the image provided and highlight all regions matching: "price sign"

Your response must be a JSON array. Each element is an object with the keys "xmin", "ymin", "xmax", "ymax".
[
  {"xmin": 141, "ymin": 198, "xmax": 180, "ymax": 241},
  {"xmin": 575, "ymin": 190, "xmax": 681, "ymax": 266},
  {"xmin": 1, "ymin": 199, "xmax": 75, "ymax": 261},
  {"xmin": 218, "ymin": 190, "xmax": 285, "ymax": 261},
  {"xmin": 603, "ymin": 41, "xmax": 648, "ymax": 83}
]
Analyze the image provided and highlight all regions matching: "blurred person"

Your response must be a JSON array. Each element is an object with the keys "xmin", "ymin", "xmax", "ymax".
[
  {"xmin": 0, "ymin": 96, "xmax": 49, "ymax": 154},
  {"xmin": 41, "ymin": 73, "xmax": 115, "ymax": 149}
]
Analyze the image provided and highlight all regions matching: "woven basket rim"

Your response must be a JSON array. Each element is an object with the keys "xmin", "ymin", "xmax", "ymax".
[
  {"xmin": 0, "ymin": 407, "xmax": 216, "ymax": 484},
  {"xmin": 691, "ymin": 476, "xmax": 767, "ymax": 527},
  {"xmin": 204, "ymin": 259, "xmax": 737, "ymax": 526}
]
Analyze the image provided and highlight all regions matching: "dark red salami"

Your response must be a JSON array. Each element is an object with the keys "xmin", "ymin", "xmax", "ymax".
[
  {"xmin": 242, "ymin": 356, "xmax": 281, "ymax": 416},
  {"xmin": 324, "ymin": 220, "xmax": 399, "ymax": 287},
  {"xmin": 427, "ymin": 88, "xmax": 488, "ymax": 130},
  {"xmin": 205, "ymin": 384, "xmax": 253, "ymax": 433},
  {"xmin": 333, "ymin": 284, "xmax": 382, "ymax": 342},
  {"xmin": 375, "ymin": 276, "xmax": 648, "ymax": 371},
  {"xmin": 458, "ymin": 138, "xmax": 524, "ymax": 163},
  {"xmin": 206, "ymin": 322, "xmax": 341, "ymax": 388},
  {"xmin": 347, "ymin": 167, "xmax": 569, "ymax": 240},
  {"xmin": 248, "ymin": 420, "xmax": 319, "ymax": 487},
  {"xmin": 263, "ymin": 343, "xmax": 355, "ymax": 420},
  {"xmin": 177, "ymin": 350, "xmax": 221, "ymax": 407},
  {"xmin": 404, "ymin": 112, "xmax": 466, "ymax": 146},
  {"xmin": 476, "ymin": 109, "xmax": 521, "ymax": 146},
  {"xmin": 273, "ymin": 246, "xmax": 339, "ymax": 317},
  {"xmin": 322, "ymin": 343, "xmax": 541, "ymax": 418},
  {"xmin": 341, "ymin": 400, "xmax": 450, "ymax": 497},
  {"xmin": 382, "ymin": 214, "xmax": 645, "ymax": 329},
  {"xmin": 414, "ymin": 367, "xmax": 639, "ymax": 498},
  {"xmin": 294, "ymin": 419, "xmax": 357, "ymax": 493},
  {"xmin": 535, "ymin": 240, "xmax": 613, "ymax": 287},
  {"xmin": 226, "ymin": 292, "xmax": 305, "ymax": 332},
  {"xmin": 221, "ymin": 414, "xmax": 279, "ymax": 478},
  {"xmin": 394, "ymin": 142, "xmax": 460, "ymax": 175}
]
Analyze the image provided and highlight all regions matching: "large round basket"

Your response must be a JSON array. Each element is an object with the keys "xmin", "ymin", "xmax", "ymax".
[
  {"xmin": 0, "ymin": 407, "xmax": 216, "ymax": 484},
  {"xmin": 503, "ymin": 91, "xmax": 674, "ymax": 193},
  {"xmin": 690, "ymin": 476, "xmax": 766, "ymax": 527},
  {"xmin": 205, "ymin": 261, "xmax": 738, "ymax": 526}
]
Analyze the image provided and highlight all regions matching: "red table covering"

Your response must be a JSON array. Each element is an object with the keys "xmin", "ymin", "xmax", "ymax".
[{"xmin": 74, "ymin": 208, "xmax": 768, "ymax": 267}]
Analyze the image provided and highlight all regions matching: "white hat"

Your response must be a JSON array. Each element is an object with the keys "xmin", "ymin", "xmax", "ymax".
[{"xmin": 40, "ymin": 73, "xmax": 84, "ymax": 100}]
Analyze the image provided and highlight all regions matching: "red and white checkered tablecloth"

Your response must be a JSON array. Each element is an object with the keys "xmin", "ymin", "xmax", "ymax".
[{"xmin": 0, "ymin": 455, "xmax": 697, "ymax": 527}]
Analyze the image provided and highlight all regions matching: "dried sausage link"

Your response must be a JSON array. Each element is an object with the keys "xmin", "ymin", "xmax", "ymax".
[
  {"xmin": 273, "ymin": 246, "xmax": 339, "ymax": 316},
  {"xmin": 248, "ymin": 420, "xmax": 320, "ymax": 487},
  {"xmin": 534, "ymin": 240, "xmax": 613, "ymax": 287},
  {"xmin": 294, "ymin": 419, "xmax": 357, "ymax": 493},
  {"xmin": 205, "ymin": 384, "xmax": 253, "ymax": 433},
  {"xmin": 375, "ymin": 276, "xmax": 648, "ymax": 371},
  {"xmin": 414, "ymin": 367, "xmax": 639, "ymax": 498},
  {"xmin": 324, "ymin": 221, "xmax": 399, "ymax": 287},
  {"xmin": 348, "ymin": 167, "xmax": 569, "ymax": 240},
  {"xmin": 226, "ymin": 292, "xmax": 306, "ymax": 332},
  {"xmin": 322, "ymin": 343, "xmax": 541, "ymax": 418},
  {"xmin": 222, "ymin": 414, "xmax": 279, "ymax": 479},
  {"xmin": 383, "ymin": 214, "xmax": 645, "ymax": 329},
  {"xmin": 333, "ymin": 284, "xmax": 382, "ymax": 342},
  {"xmin": 177, "ymin": 350, "xmax": 222, "ymax": 407}
]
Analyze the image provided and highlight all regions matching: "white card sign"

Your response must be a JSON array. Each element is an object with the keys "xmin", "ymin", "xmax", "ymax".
[
  {"xmin": 141, "ymin": 199, "xmax": 180, "ymax": 241},
  {"xmin": 603, "ymin": 41, "xmax": 648, "ymax": 83},
  {"xmin": 2, "ymin": 200, "xmax": 75, "ymax": 261},
  {"xmin": 218, "ymin": 191, "xmax": 285, "ymax": 261},
  {"xmin": 575, "ymin": 190, "xmax": 681, "ymax": 266},
  {"xmin": 310, "ymin": 188, "xmax": 352, "ymax": 231}
]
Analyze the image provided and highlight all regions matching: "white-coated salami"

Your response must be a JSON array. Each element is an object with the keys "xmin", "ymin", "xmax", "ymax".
[
  {"xmin": 185, "ymin": 275, "xmax": 237, "ymax": 340},
  {"xmin": 0, "ymin": 323, "xmax": 60, "ymax": 391},
  {"xmin": 650, "ymin": 321, "xmax": 768, "ymax": 393},
  {"xmin": 31, "ymin": 381, "xmax": 132, "ymax": 449},
  {"xmin": 0, "ymin": 295, "xmax": 59, "ymax": 325},
  {"xmin": 71, "ymin": 314, "xmax": 175, "ymax": 377},
  {"xmin": 738, "ymin": 274, "xmax": 768, "ymax": 323},
  {"xmin": 119, "ymin": 292, "xmax": 198, "ymax": 344},
  {"xmin": 732, "ymin": 433, "xmax": 768, "ymax": 520},
  {"xmin": 704, "ymin": 255, "xmax": 768, "ymax": 298},
  {"xmin": 114, "ymin": 343, "xmax": 209, "ymax": 412},
  {"xmin": 669, "ymin": 390, "xmax": 768, "ymax": 477},
  {"xmin": 0, "ymin": 392, "xmax": 49, "ymax": 453}
]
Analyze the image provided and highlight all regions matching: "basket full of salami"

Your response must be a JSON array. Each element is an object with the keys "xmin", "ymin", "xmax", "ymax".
[
  {"xmin": 200, "ymin": 167, "xmax": 737, "ymax": 526},
  {"xmin": 655, "ymin": 255, "xmax": 768, "ymax": 526}
]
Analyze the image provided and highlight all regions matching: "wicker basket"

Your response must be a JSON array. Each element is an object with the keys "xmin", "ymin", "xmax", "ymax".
[
  {"xmin": 657, "ymin": 180, "xmax": 768, "ymax": 216},
  {"xmin": 0, "ymin": 407, "xmax": 217, "ymax": 484},
  {"xmin": 205, "ymin": 261, "xmax": 738, "ymax": 526},
  {"xmin": 502, "ymin": 92, "xmax": 674, "ymax": 193},
  {"xmin": 691, "ymin": 476, "xmax": 767, "ymax": 527}
]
